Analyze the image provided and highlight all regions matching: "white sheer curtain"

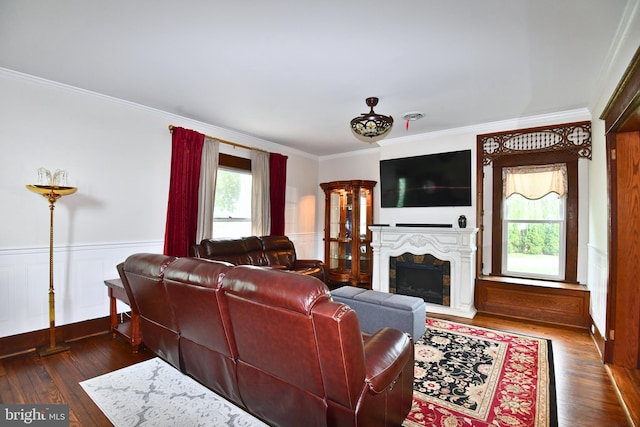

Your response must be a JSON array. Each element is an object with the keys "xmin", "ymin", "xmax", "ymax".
[
  {"xmin": 503, "ymin": 163, "xmax": 567, "ymax": 200},
  {"xmin": 251, "ymin": 150, "xmax": 270, "ymax": 236},
  {"xmin": 195, "ymin": 137, "xmax": 220, "ymax": 242}
]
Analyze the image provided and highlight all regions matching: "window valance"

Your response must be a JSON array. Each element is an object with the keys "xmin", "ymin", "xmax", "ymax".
[{"xmin": 503, "ymin": 163, "xmax": 567, "ymax": 199}]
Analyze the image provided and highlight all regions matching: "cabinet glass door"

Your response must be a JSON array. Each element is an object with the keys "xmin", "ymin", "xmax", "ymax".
[
  {"xmin": 358, "ymin": 188, "xmax": 372, "ymax": 278},
  {"xmin": 321, "ymin": 180, "xmax": 376, "ymax": 288},
  {"xmin": 328, "ymin": 190, "xmax": 352, "ymax": 273}
]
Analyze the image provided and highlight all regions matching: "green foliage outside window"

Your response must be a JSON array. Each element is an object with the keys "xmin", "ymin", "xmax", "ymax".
[
  {"xmin": 505, "ymin": 193, "xmax": 562, "ymax": 256},
  {"xmin": 507, "ymin": 223, "xmax": 560, "ymax": 256},
  {"xmin": 214, "ymin": 169, "xmax": 241, "ymax": 216}
]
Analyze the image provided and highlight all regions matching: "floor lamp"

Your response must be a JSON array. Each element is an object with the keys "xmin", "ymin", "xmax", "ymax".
[{"xmin": 27, "ymin": 168, "xmax": 77, "ymax": 357}]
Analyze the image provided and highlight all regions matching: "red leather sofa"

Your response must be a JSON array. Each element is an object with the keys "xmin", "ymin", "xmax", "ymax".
[
  {"xmin": 191, "ymin": 235, "xmax": 328, "ymax": 284},
  {"xmin": 119, "ymin": 253, "xmax": 414, "ymax": 427}
]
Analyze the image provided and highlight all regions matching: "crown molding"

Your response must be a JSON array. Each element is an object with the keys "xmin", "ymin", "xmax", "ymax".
[
  {"xmin": 378, "ymin": 108, "xmax": 591, "ymax": 148},
  {"xmin": 0, "ymin": 67, "xmax": 318, "ymax": 160}
]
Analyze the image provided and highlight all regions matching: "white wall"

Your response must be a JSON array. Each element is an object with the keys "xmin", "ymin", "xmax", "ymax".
[
  {"xmin": 586, "ymin": 1, "xmax": 640, "ymax": 337},
  {"xmin": 318, "ymin": 109, "xmax": 591, "ymax": 283},
  {"xmin": 0, "ymin": 69, "xmax": 319, "ymax": 338}
]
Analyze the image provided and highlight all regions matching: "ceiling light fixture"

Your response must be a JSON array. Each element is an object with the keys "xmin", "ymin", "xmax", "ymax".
[{"xmin": 350, "ymin": 97, "xmax": 394, "ymax": 141}]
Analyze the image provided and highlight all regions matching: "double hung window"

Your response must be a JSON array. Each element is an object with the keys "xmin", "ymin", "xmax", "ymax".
[
  {"xmin": 501, "ymin": 164, "xmax": 567, "ymax": 280},
  {"xmin": 491, "ymin": 153, "xmax": 578, "ymax": 282},
  {"xmin": 212, "ymin": 154, "xmax": 252, "ymax": 238}
]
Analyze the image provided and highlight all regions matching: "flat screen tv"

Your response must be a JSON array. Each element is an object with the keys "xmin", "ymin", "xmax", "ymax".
[{"xmin": 380, "ymin": 150, "xmax": 472, "ymax": 207}]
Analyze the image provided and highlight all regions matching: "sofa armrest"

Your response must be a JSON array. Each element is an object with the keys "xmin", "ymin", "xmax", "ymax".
[
  {"xmin": 363, "ymin": 327, "xmax": 413, "ymax": 394},
  {"xmin": 292, "ymin": 259, "xmax": 329, "ymax": 283},
  {"xmin": 190, "ymin": 243, "xmax": 203, "ymax": 257},
  {"xmin": 292, "ymin": 258, "xmax": 324, "ymax": 268}
]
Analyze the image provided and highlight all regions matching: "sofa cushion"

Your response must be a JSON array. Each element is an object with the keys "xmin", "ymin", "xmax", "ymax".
[
  {"xmin": 121, "ymin": 253, "xmax": 180, "ymax": 368},
  {"xmin": 242, "ymin": 236, "xmax": 267, "ymax": 265},
  {"xmin": 259, "ymin": 235, "xmax": 296, "ymax": 269},
  {"xmin": 221, "ymin": 265, "xmax": 331, "ymax": 426},
  {"xmin": 163, "ymin": 257, "xmax": 243, "ymax": 405},
  {"xmin": 223, "ymin": 265, "xmax": 330, "ymax": 314},
  {"xmin": 199, "ymin": 236, "xmax": 266, "ymax": 266}
]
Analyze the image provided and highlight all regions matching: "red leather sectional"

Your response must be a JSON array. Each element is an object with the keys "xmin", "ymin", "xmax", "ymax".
[{"xmin": 119, "ymin": 253, "xmax": 414, "ymax": 426}]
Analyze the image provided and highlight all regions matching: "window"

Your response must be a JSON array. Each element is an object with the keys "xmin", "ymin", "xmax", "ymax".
[
  {"xmin": 479, "ymin": 121, "xmax": 590, "ymax": 284},
  {"xmin": 212, "ymin": 154, "xmax": 252, "ymax": 238},
  {"xmin": 502, "ymin": 191, "xmax": 566, "ymax": 280},
  {"xmin": 501, "ymin": 164, "xmax": 567, "ymax": 280},
  {"xmin": 491, "ymin": 152, "xmax": 578, "ymax": 282}
]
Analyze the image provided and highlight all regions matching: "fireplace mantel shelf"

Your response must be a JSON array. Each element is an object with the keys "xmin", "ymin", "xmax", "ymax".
[{"xmin": 370, "ymin": 225, "xmax": 478, "ymax": 318}]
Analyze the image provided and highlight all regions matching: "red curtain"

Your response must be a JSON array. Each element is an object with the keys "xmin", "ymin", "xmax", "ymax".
[
  {"xmin": 163, "ymin": 127, "xmax": 205, "ymax": 257},
  {"xmin": 269, "ymin": 153, "xmax": 288, "ymax": 235}
]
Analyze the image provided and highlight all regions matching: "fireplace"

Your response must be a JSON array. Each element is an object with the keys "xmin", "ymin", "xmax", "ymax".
[
  {"xmin": 391, "ymin": 254, "xmax": 450, "ymax": 306},
  {"xmin": 396, "ymin": 262, "xmax": 444, "ymax": 304},
  {"xmin": 370, "ymin": 225, "xmax": 477, "ymax": 318}
]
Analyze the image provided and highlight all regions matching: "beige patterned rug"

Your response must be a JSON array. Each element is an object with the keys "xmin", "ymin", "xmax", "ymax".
[{"xmin": 80, "ymin": 358, "xmax": 268, "ymax": 427}]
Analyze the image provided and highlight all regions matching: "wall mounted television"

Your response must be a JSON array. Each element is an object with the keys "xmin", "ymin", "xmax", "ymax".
[{"xmin": 380, "ymin": 150, "xmax": 472, "ymax": 207}]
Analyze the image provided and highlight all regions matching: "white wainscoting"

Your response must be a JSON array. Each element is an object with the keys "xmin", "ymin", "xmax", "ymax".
[
  {"xmin": 0, "ymin": 241, "xmax": 163, "ymax": 338},
  {"xmin": 287, "ymin": 232, "xmax": 322, "ymax": 261},
  {"xmin": 587, "ymin": 243, "xmax": 608, "ymax": 338}
]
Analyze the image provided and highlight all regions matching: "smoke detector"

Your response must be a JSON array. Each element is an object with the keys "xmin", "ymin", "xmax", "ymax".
[{"xmin": 402, "ymin": 112, "xmax": 425, "ymax": 121}]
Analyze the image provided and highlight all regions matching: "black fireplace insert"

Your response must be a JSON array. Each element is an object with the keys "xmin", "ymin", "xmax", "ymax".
[{"xmin": 395, "ymin": 261, "xmax": 444, "ymax": 304}]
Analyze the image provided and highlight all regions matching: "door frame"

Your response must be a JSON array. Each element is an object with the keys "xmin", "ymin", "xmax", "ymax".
[{"xmin": 600, "ymin": 46, "xmax": 640, "ymax": 366}]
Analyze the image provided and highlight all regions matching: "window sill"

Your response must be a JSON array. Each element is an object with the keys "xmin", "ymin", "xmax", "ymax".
[{"xmin": 478, "ymin": 275, "xmax": 586, "ymax": 291}]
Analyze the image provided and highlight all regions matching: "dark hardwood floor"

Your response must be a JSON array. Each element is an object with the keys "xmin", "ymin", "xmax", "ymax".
[
  {"xmin": 0, "ymin": 313, "xmax": 634, "ymax": 426},
  {"xmin": 0, "ymin": 332, "xmax": 155, "ymax": 426}
]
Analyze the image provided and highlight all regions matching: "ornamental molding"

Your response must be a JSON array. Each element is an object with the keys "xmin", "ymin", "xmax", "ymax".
[
  {"xmin": 408, "ymin": 234, "xmax": 430, "ymax": 248},
  {"xmin": 479, "ymin": 121, "xmax": 591, "ymax": 166}
]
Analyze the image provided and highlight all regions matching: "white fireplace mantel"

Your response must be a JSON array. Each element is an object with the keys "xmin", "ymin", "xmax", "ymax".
[{"xmin": 370, "ymin": 226, "xmax": 478, "ymax": 318}]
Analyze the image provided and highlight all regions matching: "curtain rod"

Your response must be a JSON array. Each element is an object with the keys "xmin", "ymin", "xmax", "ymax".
[{"xmin": 168, "ymin": 125, "xmax": 268, "ymax": 153}]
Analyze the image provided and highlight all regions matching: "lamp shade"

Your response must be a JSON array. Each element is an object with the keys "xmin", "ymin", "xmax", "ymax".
[{"xmin": 350, "ymin": 97, "xmax": 393, "ymax": 141}]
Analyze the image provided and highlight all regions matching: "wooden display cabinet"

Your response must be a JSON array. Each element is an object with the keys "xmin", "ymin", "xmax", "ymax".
[{"xmin": 320, "ymin": 180, "xmax": 376, "ymax": 288}]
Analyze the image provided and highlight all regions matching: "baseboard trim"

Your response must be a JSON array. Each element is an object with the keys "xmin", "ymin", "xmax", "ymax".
[
  {"xmin": 590, "ymin": 317, "xmax": 607, "ymax": 360},
  {"xmin": 0, "ymin": 316, "xmax": 110, "ymax": 358}
]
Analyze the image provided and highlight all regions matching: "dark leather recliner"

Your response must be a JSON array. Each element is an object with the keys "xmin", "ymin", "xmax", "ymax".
[
  {"xmin": 221, "ymin": 265, "xmax": 415, "ymax": 427},
  {"xmin": 191, "ymin": 235, "xmax": 328, "ymax": 283}
]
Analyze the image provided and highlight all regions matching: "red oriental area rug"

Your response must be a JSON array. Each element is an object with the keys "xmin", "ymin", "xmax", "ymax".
[{"xmin": 403, "ymin": 318, "xmax": 557, "ymax": 427}]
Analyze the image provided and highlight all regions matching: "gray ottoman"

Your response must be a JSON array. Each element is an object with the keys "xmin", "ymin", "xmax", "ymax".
[{"xmin": 331, "ymin": 287, "xmax": 427, "ymax": 339}]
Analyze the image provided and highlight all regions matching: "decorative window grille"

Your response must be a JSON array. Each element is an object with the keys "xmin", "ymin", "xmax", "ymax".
[
  {"xmin": 480, "ymin": 121, "xmax": 591, "ymax": 165},
  {"xmin": 476, "ymin": 120, "xmax": 590, "ymax": 282}
]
